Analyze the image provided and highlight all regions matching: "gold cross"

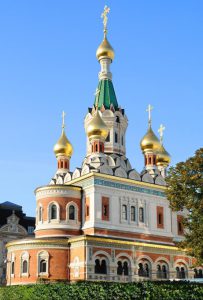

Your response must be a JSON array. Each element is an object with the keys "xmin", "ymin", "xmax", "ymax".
[
  {"xmin": 62, "ymin": 111, "xmax": 66, "ymax": 129},
  {"xmin": 146, "ymin": 104, "xmax": 153, "ymax": 125},
  {"xmin": 158, "ymin": 124, "xmax": 165, "ymax": 144},
  {"xmin": 101, "ymin": 5, "xmax": 110, "ymax": 33}
]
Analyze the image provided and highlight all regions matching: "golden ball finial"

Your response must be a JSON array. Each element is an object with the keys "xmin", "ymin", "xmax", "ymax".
[
  {"xmin": 53, "ymin": 112, "xmax": 73, "ymax": 158},
  {"xmin": 140, "ymin": 126, "xmax": 161, "ymax": 153},
  {"xmin": 96, "ymin": 35, "xmax": 115, "ymax": 61},
  {"xmin": 86, "ymin": 109, "xmax": 109, "ymax": 142},
  {"xmin": 156, "ymin": 144, "xmax": 171, "ymax": 167}
]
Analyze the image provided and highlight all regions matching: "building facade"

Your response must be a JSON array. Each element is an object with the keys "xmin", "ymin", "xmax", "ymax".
[
  {"xmin": 6, "ymin": 6, "xmax": 203, "ymax": 285},
  {"xmin": 0, "ymin": 201, "xmax": 35, "ymax": 285}
]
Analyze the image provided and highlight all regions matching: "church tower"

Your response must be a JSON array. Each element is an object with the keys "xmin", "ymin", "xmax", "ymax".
[{"xmin": 84, "ymin": 6, "xmax": 128, "ymax": 158}]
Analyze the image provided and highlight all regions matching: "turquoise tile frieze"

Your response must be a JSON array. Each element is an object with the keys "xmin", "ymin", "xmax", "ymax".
[
  {"xmin": 94, "ymin": 178, "xmax": 165, "ymax": 197},
  {"xmin": 74, "ymin": 176, "xmax": 165, "ymax": 197}
]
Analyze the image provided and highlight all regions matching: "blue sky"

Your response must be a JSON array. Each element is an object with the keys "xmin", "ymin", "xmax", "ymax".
[{"xmin": 0, "ymin": 1, "xmax": 202, "ymax": 217}]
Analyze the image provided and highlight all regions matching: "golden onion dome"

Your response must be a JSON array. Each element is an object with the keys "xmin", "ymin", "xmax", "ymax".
[
  {"xmin": 86, "ymin": 110, "xmax": 109, "ymax": 142},
  {"xmin": 156, "ymin": 144, "xmax": 171, "ymax": 166},
  {"xmin": 140, "ymin": 126, "xmax": 161, "ymax": 153},
  {"xmin": 53, "ymin": 129, "xmax": 73, "ymax": 158},
  {"xmin": 96, "ymin": 36, "xmax": 115, "ymax": 61}
]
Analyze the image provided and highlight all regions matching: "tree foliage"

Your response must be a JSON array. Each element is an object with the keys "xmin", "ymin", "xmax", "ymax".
[
  {"xmin": 0, "ymin": 281, "xmax": 203, "ymax": 300},
  {"xmin": 165, "ymin": 148, "xmax": 203, "ymax": 264}
]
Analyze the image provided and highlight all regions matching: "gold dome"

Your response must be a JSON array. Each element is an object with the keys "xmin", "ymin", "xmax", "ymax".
[
  {"xmin": 86, "ymin": 110, "xmax": 109, "ymax": 142},
  {"xmin": 53, "ymin": 129, "xmax": 73, "ymax": 158},
  {"xmin": 96, "ymin": 36, "xmax": 115, "ymax": 61},
  {"xmin": 156, "ymin": 144, "xmax": 171, "ymax": 166},
  {"xmin": 140, "ymin": 127, "xmax": 161, "ymax": 153}
]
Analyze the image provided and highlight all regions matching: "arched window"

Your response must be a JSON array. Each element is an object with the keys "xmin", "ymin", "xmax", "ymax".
[
  {"xmin": 138, "ymin": 262, "xmax": 150, "ymax": 277},
  {"xmin": 117, "ymin": 261, "xmax": 123, "ymax": 275},
  {"xmin": 95, "ymin": 144, "xmax": 98, "ymax": 152},
  {"xmin": 123, "ymin": 261, "xmax": 129, "ymax": 276},
  {"xmin": 22, "ymin": 260, "xmax": 28, "ymax": 274},
  {"xmin": 69, "ymin": 205, "xmax": 75, "ymax": 220},
  {"xmin": 101, "ymin": 260, "xmax": 107, "ymax": 274},
  {"xmin": 157, "ymin": 264, "xmax": 162, "ymax": 279},
  {"xmin": 138, "ymin": 263, "xmax": 144, "ymax": 276},
  {"xmin": 139, "ymin": 207, "xmax": 144, "ymax": 222},
  {"xmin": 40, "ymin": 259, "xmax": 47, "ymax": 273},
  {"xmin": 11, "ymin": 261, "xmax": 15, "ymax": 275},
  {"xmin": 94, "ymin": 259, "xmax": 107, "ymax": 274},
  {"xmin": 131, "ymin": 206, "xmax": 136, "ymax": 222},
  {"xmin": 121, "ymin": 136, "xmax": 124, "ymax": 145},
  {"xmin": 38, "ymin": 251, "xmax": 49, "ymax": 276},
  {"xmin": 51, "ymin": 204, "xmax": 57, "ymax": 220},
  {"xmin": 176, "ymin": 266, "xmax": 180, "ymax": 278},
  {"xmin": 122, "ymin": 204, "xmax": 127, "ymax": 220},
  {"xmin": 180, "ymin": 267, "xmax": 186, "ymax": 279},
  {"xmin": 95, "ymin": 259, "xmax": 100, "ymax": 274},
  {"xmin": 162, "ymin": 265, "xmax": 167, "ymax": 279}
]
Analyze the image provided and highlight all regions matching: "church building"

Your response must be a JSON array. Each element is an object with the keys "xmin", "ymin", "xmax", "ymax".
[{"xmin": 6, "ymin": 6, "xmax": 202, "ymax": 285}]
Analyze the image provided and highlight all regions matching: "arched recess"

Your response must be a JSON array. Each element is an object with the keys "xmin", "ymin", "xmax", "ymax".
[
  {"xmin": 174, "ymin": 259, "xmax": 189, "ymax": 279},
  {"xmin": 154, "ymin": 257, "xmax": 170, "ymax": 279},
  {"xmin": 116, "ymin": 253, "xmax": 133, "ymax": 276},
  {"xmin": 93, "ymin": 251, "xmax": 111, "ymax": 275},
  {"xmin": 37, "ymin": 250, "xmax": 49, "ymax": 276},
  {"xmin": 21, "ymin": 251, "xmax": 29, "ymax": 275},
  {"xmin": 137, "ymin": 255, "xmax": 153, "ymax": 278},
  {"xmin": 66, "ymin": 202, "xmax": 78, "ymax": 223},
  {"xmin": 47, "ymin": 201, "xmax": 60, "ymax": 222}
]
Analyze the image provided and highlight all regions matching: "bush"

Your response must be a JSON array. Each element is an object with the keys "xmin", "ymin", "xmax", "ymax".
[{"xmin": 0, "ymin": 281, "xmax": 203, "ymax": 300}]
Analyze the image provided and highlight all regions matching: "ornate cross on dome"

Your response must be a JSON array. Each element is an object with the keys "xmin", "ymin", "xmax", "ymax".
[
  {"xmin": 158, "ymin": 124, "xmax": 165, "ymax": 144},
  {"xmin": 101, "ymin": 5, "xmax": 110, "ymax": 34},
  {"xmin": 62, "ymin": 111, "xmax": 66, "ymax": 129},
  {"xmin": 146, "ymin": 104, "xmax": 153, "ymax": 126}
]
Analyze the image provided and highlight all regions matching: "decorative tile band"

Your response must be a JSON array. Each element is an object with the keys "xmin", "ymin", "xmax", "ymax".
[{"xmin": 76, "ymin": 176, "xmax": 165, "ymax": 198}]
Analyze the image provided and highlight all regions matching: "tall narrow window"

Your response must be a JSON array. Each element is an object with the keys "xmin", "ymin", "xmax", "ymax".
[
  {"xmin": 102, "ymin": 197, "xmax": 109, "ymax": 221},
  {"xmin": 122, "ymin": 204, "xmax": 127, "ymax": 220},
  {"xmin": 22, "ymin": 260, "xmax": 28, "ymax": 274},
  {"xmin": 139, "ymin": 207, "xmax": 144, "ymax": 222},
  {"xmin": 157, "ymin": 206, "xmax": 164, "ymax": 229},
  {"xmin": 51, "ymin": 204, "xmax": 57, "ymax": 220},
  {"xmin": 11, "ymin": 261, "xmax": 15, "ymax": 275},
  {"xmin": 115, "ymin": 132, "xmax": 118, "ymax": 143},
  {"xmin": 121, "ymin": 136, "xmax": 124, "ymax": 145},
  {"xmin": 131, "ymin": 206, "xmax": 136, "ymax": 222},
  {"xmin": 69, "ymin": 205, "xmax": 75, "ymax": 220},
  {"xmin": 39, "ymin": 206, "xmax": 42, "ymax": 222},
  {"xmin": 40, "ymin": 259, "xmax": 47, "ymax": 273}
]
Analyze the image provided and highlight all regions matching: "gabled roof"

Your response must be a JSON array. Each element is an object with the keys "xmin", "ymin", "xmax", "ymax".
[{"xmin": 0, "ymin": 201, "xmax": 22, "ymax": 210}]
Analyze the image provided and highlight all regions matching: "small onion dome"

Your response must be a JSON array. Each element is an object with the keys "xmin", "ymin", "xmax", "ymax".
[
  {"xmin": 140, "ymin": 127, "xmax": 161, "ymax": 153},
  {"xmin": 86, "ymin": 110, "xmax": 109, "ymax": 142},
  {"xmin": 156, "ymin": 144, "xmax": 171, "ymax": 167},
  {"xmin": 53, "ymin": 129, "xmax": 73, "ymax": 158},
  {"xmin": 96, "ymin": 36, "xmax": 115, "ymax": 61}
]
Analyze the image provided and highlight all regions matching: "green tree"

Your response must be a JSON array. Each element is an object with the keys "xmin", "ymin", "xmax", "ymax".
[{"xmin": 165, "ymin": 148, "xmax": 203, "ymax": 265}]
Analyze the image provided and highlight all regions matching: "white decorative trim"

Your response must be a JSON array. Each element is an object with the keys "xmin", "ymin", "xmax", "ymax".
[{"xmin": 36, "ymin": 188, "xmax": 80, "ymax": 200}]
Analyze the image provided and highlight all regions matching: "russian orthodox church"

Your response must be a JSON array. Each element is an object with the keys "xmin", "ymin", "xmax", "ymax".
[{"xmin": 6, "ymin": 6, "xmax": 202, "ymax": 285}]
